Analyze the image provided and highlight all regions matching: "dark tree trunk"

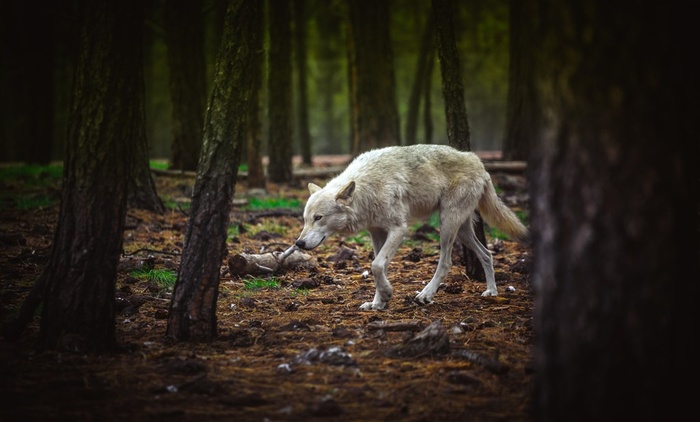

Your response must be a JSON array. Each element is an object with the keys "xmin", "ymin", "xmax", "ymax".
[
  {"xmin": 166, "ymin": 0, "xmax": 261, "ymax": 342},
  {"xmin": 405, "ymin": 13, "xmax": 434, "ymax": 146},
  {"xmin": 267, "ymin": 0, "xmax": 293, "ymax": 184},
  {"xmin": 294, "ymin": 0, "xmax": 312, "ymax": 165},
  {"xmin": 128, "ymin": 108, "xmax": 164, "ymax": 213},
  {"xmin": 165, "ymin": 0, "xmax": 206, "ymax": 171},
  {"xmin": 531, "ymin": 1, "xmax": 698, "ymax": 420},
  {"xmin": 347, "ymin": 0, "xmax": 400, "ymax": 155},
  {"xmin": 245, "ymin": 0, "xmax": 266, "ymax": 190},
  {"xmin": 9, "ymin": 0, "xmax": 142, "ymax": 352},
  {"xmin": 432, "ymin": 0, "xmax": 470, "ymax": 151},
  {"xmin": 432, "ymin": 0, "xmax": 484, "ymax": 282},
  {"xmin": 502, "ymin": 0, "xmax": 536, "ymax": 161},
  {"xmin": 126, "ymin": 3, "xmax": 164, "ymax": 214}
]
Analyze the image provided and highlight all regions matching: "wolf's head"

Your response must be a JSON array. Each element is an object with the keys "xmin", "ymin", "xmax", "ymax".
[{"xmin": 294, "ymin": 181, "xmax": 356, "ymax": 250}]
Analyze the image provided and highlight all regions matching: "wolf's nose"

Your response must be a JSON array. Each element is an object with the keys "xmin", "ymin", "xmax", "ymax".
[{"xmin": 295, "ymin": 239, "xmax": 306, "ymax": 249}]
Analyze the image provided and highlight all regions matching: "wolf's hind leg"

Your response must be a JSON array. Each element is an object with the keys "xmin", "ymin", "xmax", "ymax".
[
  {"xmin": 414, "ymin": 210, "xmax": 463, "ymax": 304},
  {"xmin": 360, "ymin": 227, "xmax": 404, "ymax": 310},
  {"xmin": 457, "ymin": 219, "xmax": 497, "ymax": 296}
]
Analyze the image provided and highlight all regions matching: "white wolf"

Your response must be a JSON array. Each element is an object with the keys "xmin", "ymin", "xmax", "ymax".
[{"xmin": 294, "ymin": 144, "xmax": 528, "ymax": 310}]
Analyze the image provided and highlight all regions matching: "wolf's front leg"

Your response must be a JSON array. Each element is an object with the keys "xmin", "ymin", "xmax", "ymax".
[{"xmin": 359, "ymin": 226, "xmax": 405, "ymax": 310}]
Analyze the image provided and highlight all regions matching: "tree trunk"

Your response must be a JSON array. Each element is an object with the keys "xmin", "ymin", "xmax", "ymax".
[
  {"xmin": 128, "ymin": 115, "xmax": 164, "ymax": 213},
  {"xmin": 501, "ymin": 0, "xmax": 536, "ymax": 161},
  {"xmin": 405, "ymin": 13, "xmax": 434, "ymax": 145},
  {"xmin": 531, "ymin": 1, "xmax": 698, "ymax": 420},
  {"xmin": 267, "ymin": 0, "xmax": 293, "ymax": 184},
  {"xmin": 294, "ymin": 0, "xmax": 312, "ymax": 165},
  {"xmin": 165, "ymin": 0, "xmax": 206, "ymax": 171},
  {"xmin": 432, "ymin": 0, "xmax": 470, "ymax": 151},
  {"xmin": 347, "ymin": 0, "xmax": 400, "ymax": 155},
  {"xmin": 21, "ymin": 0, "xmax": 142, "ymax": 352},
  {"xmin": 432, "ymin": 0, "xmax": 484, "ymax": 282},
  {"xmin": 245, "ymin": 0, "xmax": 266, "ymax": 190},
  {"xmin": 166, "ymin": 0, "xmax": 261, "ymax": 342}
]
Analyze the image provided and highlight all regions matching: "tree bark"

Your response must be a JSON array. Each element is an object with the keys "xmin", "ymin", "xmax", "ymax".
[
  {"xmin": 21, "ymin": 0, "xmax": 141, "ymax": 352},
  {"xmin": 165, "ymin": 0, "xmax": 206, "ymax": 171},
  {"xmin": 347, "ymin": 0, "xmax": 400, "ymax": 155},
  {"xmin": 245, "ymin": 0, "xmax": 266, "ymax": 190},
  {"xmin": 501, "ymin": 0, "xmax": 537, "ymax": 161},
  {"xmin": 294, "ymin": 0, "xmax": 312, "ymax": 165},
  {"xmin": 267, "ymin": 0, "xmax": 294, "ymax": 184},
  {"xmin": 432, "ymin": 0, "xmax": 484, "ymax": 282},
  {"xmin": 166, "ymin": 0, "xmax": 261, "ymax": 342},
  {"xmin": 432, "ymin": 0, "xmax": 470, "ymax": 151},
  {"xmin": 531, "ymin": 1, "xmax": 698, "ymax": 420}
]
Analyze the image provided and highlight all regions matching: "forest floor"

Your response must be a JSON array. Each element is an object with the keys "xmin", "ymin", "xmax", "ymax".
[{"xmin": 0, "ymin": 155, "xmax": 534, "ymax": 421}]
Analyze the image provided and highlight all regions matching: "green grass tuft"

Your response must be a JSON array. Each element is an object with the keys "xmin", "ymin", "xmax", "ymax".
[
  {"xmin": 243, "ymin": 276, "xmax": 281, "ymax": 290},
  {"xmin": 244, "ymin": 197, "xmax": 301, "ymax": 211},
  {"xmin": 131, "ymin": 267, "xmax": 177, "ymax": 288}
]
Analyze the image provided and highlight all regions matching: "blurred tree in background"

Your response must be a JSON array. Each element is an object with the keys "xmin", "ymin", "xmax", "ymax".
[{"xmin": 0, "ymin": 0, "xmax": 509, "ymax": 165}]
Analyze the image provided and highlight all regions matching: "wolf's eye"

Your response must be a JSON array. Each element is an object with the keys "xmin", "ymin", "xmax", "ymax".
[{"xmin": 313, "ymin": 215, "xmax": 322, "ymax": 222}]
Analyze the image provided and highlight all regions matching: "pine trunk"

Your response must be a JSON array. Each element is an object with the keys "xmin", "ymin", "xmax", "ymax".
[
  {"xmin": 531, "ymin": 1, "xmax": 698, "ymax": 419},
  {"xmin": 166, "ymin": 0, "xmax": 261, "ymax": 342},
  {"xmin": 36, "ymin": 0, "xmax": 142, "ymax": 352}
]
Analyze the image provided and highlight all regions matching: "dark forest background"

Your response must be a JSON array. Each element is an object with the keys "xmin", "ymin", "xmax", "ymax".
[{"xmin": 0, "ymin": 0, "xmax": 508, "ymax": 164}]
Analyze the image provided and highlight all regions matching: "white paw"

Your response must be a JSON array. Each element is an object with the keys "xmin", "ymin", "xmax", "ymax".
[
  {"xmin": 414, "ymin": 292, "xmax": 434, "ymax": 305},
  {"xmin": 481, "ymin": 289, "xmax": 498, "ymax": 297},
  {"xmin": 359, "ymin": 301, "xmax": 386, "ymax": 311}
]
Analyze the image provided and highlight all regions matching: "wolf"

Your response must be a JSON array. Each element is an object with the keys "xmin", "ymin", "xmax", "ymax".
[{"xmin": 293, "ymin": 144, "xmax": 528, "ymax": 310}]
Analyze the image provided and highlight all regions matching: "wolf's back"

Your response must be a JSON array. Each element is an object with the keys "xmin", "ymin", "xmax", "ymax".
[{"xmin": 477, "ymin": 179, "xmax": 528, "ymax": 242}]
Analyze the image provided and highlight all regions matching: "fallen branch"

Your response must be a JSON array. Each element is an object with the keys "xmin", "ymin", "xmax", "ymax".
[
  {"xmin": 451, "ymin": 349, "xmax": 509, "ymax": 374},
  {"xmin": 228, "ymin": 248, "xmax": 317, "ymax": 276},
  {"xmin": 366, "ymin": 320, "xmax": 424, "ymax": 332}
]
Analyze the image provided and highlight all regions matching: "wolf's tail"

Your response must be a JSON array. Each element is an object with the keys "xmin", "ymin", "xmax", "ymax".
[{"xmin": 477, "ymin": 177, "xmax": 529, "ymax": 242}]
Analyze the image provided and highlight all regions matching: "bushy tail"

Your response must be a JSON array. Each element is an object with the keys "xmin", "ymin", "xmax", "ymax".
[{"xmin": 478, "ymin": 178, "xmax": 528, "ymax": 242}]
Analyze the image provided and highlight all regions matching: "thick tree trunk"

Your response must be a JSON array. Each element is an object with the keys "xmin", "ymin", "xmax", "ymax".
[
  {"xmin": 166, "ymin": 0, "xmax": 261, "ymax": 342},
  {"xmin": 165, "ymin": 0, "xmax": 206, "ymax": 171},
  {"xmin": 267, "ymin": 1, "xmax": 293, "ymax": 184},
  {"xmin": 30, "ymin": 0, "xmax": 141, "ymax": 352},
  {"xmin": 347, "ymin": 0, "xmax": 400, "ymax": 155},
  {"xmin": 531, "ymin": 1, "xmax": 697, "ymax": 420}
]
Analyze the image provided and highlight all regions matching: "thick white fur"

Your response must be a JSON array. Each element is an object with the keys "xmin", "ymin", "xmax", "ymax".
[{"xmin": 294, "ymin": 144, "xmax": 528, "ymax": 310}]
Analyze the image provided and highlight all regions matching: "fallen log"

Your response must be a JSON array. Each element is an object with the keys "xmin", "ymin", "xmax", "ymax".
[{"xmin": 228, "ymin": 249, "xmax": 317, "ymax": 276}]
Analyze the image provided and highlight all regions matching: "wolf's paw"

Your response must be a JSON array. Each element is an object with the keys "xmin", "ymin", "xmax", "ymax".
[
  {"xmin": 359, "ymin": 301, "xmax": 386, "ymax": 311},
  {"xmin": 481, "ymin": 289, "xmax": 498, "ymax": 297},
  {"xmin": 413, "ymin": 292, "xmax": 434, "ymax": 305}
]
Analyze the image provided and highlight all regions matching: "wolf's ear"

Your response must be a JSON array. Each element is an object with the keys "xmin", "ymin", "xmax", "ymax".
[
  {"xmin": 308, "ymin": 183, "xmax": 322, "ymax": 194},
  {"xmin": 335, "ymin": 181, "xmax": 355, "ymax": 205}
]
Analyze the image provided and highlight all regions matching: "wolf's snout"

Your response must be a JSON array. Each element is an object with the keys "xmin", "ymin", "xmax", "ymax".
[{"xmin": 295, "ymin": 239, "xmax": 306, "ymax": 249}]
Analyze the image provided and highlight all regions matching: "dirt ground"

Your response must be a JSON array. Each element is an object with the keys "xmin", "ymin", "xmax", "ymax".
[{"xmin": 0, "ymin": 158, "xmax": 533, "ymax": 421}]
